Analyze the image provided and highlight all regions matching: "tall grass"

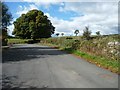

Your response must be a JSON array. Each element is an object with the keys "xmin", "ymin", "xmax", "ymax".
[{"xmin": 64, "ymin": 48, "xmax": 119, "ymax": 73}]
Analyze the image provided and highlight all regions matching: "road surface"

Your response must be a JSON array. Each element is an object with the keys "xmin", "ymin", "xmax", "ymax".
[{"xmin": 1, "ymin": 44, "xmax": 118, "ymax": 88}]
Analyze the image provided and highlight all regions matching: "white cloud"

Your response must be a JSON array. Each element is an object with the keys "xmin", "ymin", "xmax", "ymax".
[
  {"xmin": 8, "ymin": 2, "xmax": 118, "ymax": 36},
  {"xmin": 22, "ymin": 0, "xmax": 61, "ymax": 2},
  {"xmin": 7, "ymin": 18, "xmax": 17, "ymax": 36},
  {"xmin": 58, "ymin": 2, "xmax": 118, "ymax": 35},
  {"xmin": 3, "ymin": 0, "xmax": 119, "ymax": 2},
  {"xmin": 7, "ymin": 24, "xmax": 14, "ymax": 36},
  {"xmin": 44, "ymin": 2, "xmax": 118, "ymax": 36},
  {"xmin": 45, "ymin": 13, "xmax": 83, "ymax": 36},
  {"xmin": 16, "ymin": 4, "xmax": 39, "ymax": 16},
  {"xmin": 22, "ymin": 0, "xmax": 61, "ymax": 10},
  {"xmin": 59, "ymin": 2, "xmax": 118, "ymax": 14}
]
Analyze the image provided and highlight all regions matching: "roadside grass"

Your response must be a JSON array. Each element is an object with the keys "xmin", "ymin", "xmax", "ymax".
[
  {"xmin": 39, "ymin": 42, "xmax": 119, "ymax": 74},
  {"xmin": 63, "ymin": 48, "xmax": 119, "ymax": 74}
]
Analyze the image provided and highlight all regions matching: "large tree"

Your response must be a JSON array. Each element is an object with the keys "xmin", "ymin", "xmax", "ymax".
[
  {"xmin": 12, "ymin": 9, "xmax": 55, "ymax": 40},
  {"xmin": 1, "ymin": 2, "xmax": 12, "ymax": 45}
]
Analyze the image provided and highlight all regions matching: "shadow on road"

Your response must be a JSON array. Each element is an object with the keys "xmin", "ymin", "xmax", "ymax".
[
  {"xmin": 2, "ymin": 45, "xmax": 67, "ymax": 63},
  {"xmin": 2, "ymin": 74, "xmax": 49, "ymax": 89}
]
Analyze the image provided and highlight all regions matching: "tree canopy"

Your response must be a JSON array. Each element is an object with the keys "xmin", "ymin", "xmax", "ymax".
[
  {"xmin": 1, "ymin": 2, "xmax": 12, "ymax": 45},
  {"xmin": 12, "ymin": 9, "xmax": 55, "ymax": 39},
  {"xmin": 96, "ymin": 31, "xmax": 101, "ymax": 36},
  {"xmin": 83, "ymin": 26, "xmax": 91, "ymax": 40},
  {"xmin": 74, "ymin": 30, "xmax": 79, "ymax": 36},
  {"xmin": 1, "ymin": 2, "xmax": 12, "ymax": 28},
  {"xmin": 61, "ymin": 33, "xmax": 64, "ymax": 36},
  {"xmin": 56, "ymin": 33, "xmax": 59, "ymax": 37}
]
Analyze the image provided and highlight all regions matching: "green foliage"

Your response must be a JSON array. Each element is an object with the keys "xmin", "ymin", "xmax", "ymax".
[
  {"xmin": 71, "ymin": 40, "xmax": 80, "ymax": 50},
  {"xmin": 40, "ymin": 34, "xmax": 119, "ymax": 73},
  {"xmin": 1, "ymin": 2, "xmax": 12, "ymax": 46},
  {"xmin": 83, "ymin": 26, "xmax": 91, "ymax": 40},
  {"xmin": 64, "ymin": 48, "xmax": 118, "ymax": 73},
  {"xmin": 1, "ymin": 2, "xmax": 12, "ymax": 27},
  {"xmin": 13, "ymin": 9, "xmax": 55, "ymax": 40},
  {"xmin": 2, "ymin": 38, "xmax": 8, "ymax": 46},
  {"xmin": 66, "ymin": 37, "xmax": 73, "ymax": 39},
  {"xmin": 96, "ymin": 31, "xmax": 100, "ymax": 36},
  {"xmin": 40, "ymin": 34, "xmax": 119, "ymax": 61}
]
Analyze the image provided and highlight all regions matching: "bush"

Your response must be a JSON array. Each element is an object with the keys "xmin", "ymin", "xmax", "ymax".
[
  {"xmin": 66, "ymin": 37, "xmax": 73, "ymax": 39},
  {"xmin": 83, "ymin": 26, "xmax": 91, "ymax": 40},
  {"xmin": 71, "ymin": 40, "xmax": 80, "ymax": 50},
  {"xmin": 2, "ymin": 39, "xmax": 8, "ymax": 46}
]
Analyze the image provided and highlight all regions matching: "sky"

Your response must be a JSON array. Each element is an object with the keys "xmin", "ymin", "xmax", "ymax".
[{"xmin": 4, "ymin": 0, "xmax": 119, "ymax": 36}]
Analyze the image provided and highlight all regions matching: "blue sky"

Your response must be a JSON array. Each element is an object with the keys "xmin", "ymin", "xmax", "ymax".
[
  {"xmin": 4, "ymin": 1, "xmax": 118, "ymax": 36},
  {"xmin": 5, "ymin": 2, "xmax": 79, "ymax": 21}
]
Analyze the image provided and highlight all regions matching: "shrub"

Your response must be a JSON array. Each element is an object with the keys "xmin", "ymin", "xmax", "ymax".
[
  {"xmin": 71, "ymin": 40, "xmax": 80, "ymax": 50},
  {"xmin": 83, "ymin": 26, "xmax": 91, "ymax": 40},
  {"xmin": 66, "ymin": 37, "xmax": 73, "ymax": 39}
]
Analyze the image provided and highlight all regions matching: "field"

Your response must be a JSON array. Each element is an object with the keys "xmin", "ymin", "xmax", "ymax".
[{"xmin": 8, "ymin": 39, "xmax": 30, "ymax": 44}]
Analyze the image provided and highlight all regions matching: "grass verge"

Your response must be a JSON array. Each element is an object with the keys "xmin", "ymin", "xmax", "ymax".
[
  {"xmin": 64, "ymin": 48, "xmax": 119, "ymax": 74},
  {"xmin": 39, "ymin": 43, "xmax": 119, "ymax": 74}
]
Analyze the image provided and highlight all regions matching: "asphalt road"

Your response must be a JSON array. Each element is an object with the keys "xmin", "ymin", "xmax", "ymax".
[{"xmin": 1, "ymin": 44, "xmax": 118, "ymax": 88}]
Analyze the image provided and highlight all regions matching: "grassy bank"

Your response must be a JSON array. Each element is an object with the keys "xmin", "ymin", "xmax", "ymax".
[
  {"xmin": 40, "ymin": 43, "xmax": 119, "ymax": 74},
  {"xmin": 40, "ymin": 35, "xmax": 119, "ymax": 60},
  {"xmin": 40, "ymin": 34, "xmax": 119, "ymax": 74},
  {"xmin": 64, "ymin": 48, "xmax": 119, "ymax": 74}
]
